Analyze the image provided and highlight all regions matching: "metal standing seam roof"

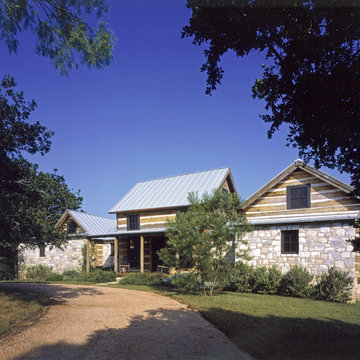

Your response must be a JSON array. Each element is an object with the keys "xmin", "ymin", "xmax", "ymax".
[
  {"xmin": 67, "ymin": 210, "xmax": 116, "ymax": 236},
  {"xmin": 109, "ymin": 167, "xmax": 231, "ymax": 213}
]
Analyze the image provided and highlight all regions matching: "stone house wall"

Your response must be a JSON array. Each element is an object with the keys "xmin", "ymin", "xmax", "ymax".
[
  {"xmin": 241, "ymin": 221, "xmax": 359, "ymax": 299},
  {"xmin": 20, "ymin": 238, "xmax": 87, "ymax": 273}
]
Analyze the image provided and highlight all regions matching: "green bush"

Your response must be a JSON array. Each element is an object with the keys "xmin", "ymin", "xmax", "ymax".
[
  {"xmin": 62, "ymin": 269, "xmax": 79, "ymax": 278},
  {"xmin": 314, "ymin": 267, "xmax": 353, "ymax": 303},
  {"xmin": 87, "ymin": 268, "xmax": 117, "ymax": 283},
  {"xmin": 25, "ymin": 264, "xmax": 54, "ymax": 281},
  {"xmin": 120, "ymin": 272, "xmax": 164, "ymax": 286},
  {"xmin": 279, "ymin": 265, "xmax": 314, "ymax": 298},
  {"xmin": 169, "ymin": 272, "xmax": 202, "ymax": 291},
  {"xmin": 46, "ymin": 273, "xmax": 64, "ymax": 281},
  {"xmin": 221, "ymin": 262, "xmax": 252, "ymax": 292},
  {"xmin": 249, "ymin": 266, "xmax": 282, "ymax": 294}
]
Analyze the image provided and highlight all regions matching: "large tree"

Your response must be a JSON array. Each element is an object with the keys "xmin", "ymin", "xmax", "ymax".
[
  {"xmin": 183, "ymin": 0, "xmax": 360, "ymax": 197},
  {"xmin": 159, "ymin": 189, "xmax": 251, "ymax": 296},
  {"xmin": 0, "ymin": 76, "xmax": 82, "ymax": 279},
  {"xmin": 0, "ymin": 0, "xmax": 115, "ymax": 75}
]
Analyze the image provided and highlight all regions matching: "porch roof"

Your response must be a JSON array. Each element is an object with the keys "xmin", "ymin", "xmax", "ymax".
[{"xmin": 86, "ymin": 227, "xmax": 166, "ymax": 239}]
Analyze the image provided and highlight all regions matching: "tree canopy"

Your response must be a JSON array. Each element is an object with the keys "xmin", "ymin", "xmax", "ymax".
[
  {"xmin": 0, "ymin": 76, "xmax": 82, "ymax": 279},
  {"xmin": 0, "ymin": 0, "xmax": 115, "ymax": 75},
  {"xmin": 183, "ymin": 0, "xmax": 360, "ymax": 196},
  {"xmin": 159, "ymin": 189, "xmax": 251, "ymax": 296}
]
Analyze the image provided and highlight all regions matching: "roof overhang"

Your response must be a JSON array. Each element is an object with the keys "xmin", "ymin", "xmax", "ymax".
[{"xmin": 86, "ymin": 227, "xmax": 166, "ymax": 238}]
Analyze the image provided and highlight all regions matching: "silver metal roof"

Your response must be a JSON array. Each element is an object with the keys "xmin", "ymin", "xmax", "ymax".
[
  {"xmin": 109, "ymin": 167, "xmax": 230, "ymax": 213},
  {"xmin": 67, "ymin": 210, "xmax": 116, "ymax": 236}
]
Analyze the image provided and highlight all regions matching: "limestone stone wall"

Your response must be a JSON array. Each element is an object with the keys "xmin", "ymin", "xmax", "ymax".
[
  {"xmin": 241, "ymin": 221, "xmax": 358, "ymax": 296},
  {"xmin": 102, "ymin": 241, "xmax": 114, "ymax": 269},
  {"xmin": 20, "ymin": 238, "xmax": 87, "ymax": 273}
]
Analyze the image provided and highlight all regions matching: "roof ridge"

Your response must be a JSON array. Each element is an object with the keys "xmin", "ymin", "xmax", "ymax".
[
  {"xmin": 136, "ymin": 167, "xmax": 230, "ymax": 184},
  {"xmin": 68, "ymin": 209, "xmax": 115, "ymax": 221}
]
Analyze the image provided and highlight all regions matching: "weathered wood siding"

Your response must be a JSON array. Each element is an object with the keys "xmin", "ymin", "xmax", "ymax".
[
  {"xmin": 246, "ymin": 169, "xmax": 360, "ymax": 219},
  {"xmin": 116, "ymin": 209, "xmax": 180, "ymax": 230},
  {"xmin": 59, "ymin": 217, "xmax": 86, "ymax": 235}
]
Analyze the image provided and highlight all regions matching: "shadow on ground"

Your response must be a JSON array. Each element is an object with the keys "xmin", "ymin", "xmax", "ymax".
[
  {"xmin": 200, "ymin": 307, "xmax": 360, "ymax": 360},
  {"xmin": 0, "ymin": 283, "xmax": 103, "ymax": 305},
  {"xmin": 8, "ymin": 307, "xmax": 244, "ymax": 360}
]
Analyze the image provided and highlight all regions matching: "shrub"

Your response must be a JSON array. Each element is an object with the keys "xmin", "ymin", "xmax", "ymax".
[
  {"xmin": 170, "ymin": 272, "xmax": 202, "ymax": 291},
  {"xmin": 46, "ymin": 273, "xmax": 64, "ymax": 281},
  {"xmin": 221, "ymin": 262, "xmax": 252, "ymax": 292},
  {"xmin": 315, "ymin": 267, "xmax": 353, "ymax": 303},
  {"xmin": 120, "ymin": 272, "xmax": 164, "ymax": 286},
  {"xmin": 25, "ymin": 264, "xmax": 54, "ymax": 281},
  {"xmin": 87, "ymin": 268, "xmax": 117, "ymax": 283},
  {"xmin": 279, "ymin": 265, "xmax": 314, "ymax": 298},
  {"xmin": 249, "ymin": 265, "xmax": 282, "ymax": 294}
]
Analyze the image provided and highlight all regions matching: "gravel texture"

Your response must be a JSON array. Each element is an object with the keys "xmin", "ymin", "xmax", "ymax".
[{"xmin": 0, "ymin": 283, "xmax": 251, "ymax": 360}]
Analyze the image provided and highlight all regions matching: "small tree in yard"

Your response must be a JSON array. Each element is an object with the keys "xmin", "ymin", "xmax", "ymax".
[{"xmin": 159, "ymin": 189, "xmax": 251, "ymax": 296}]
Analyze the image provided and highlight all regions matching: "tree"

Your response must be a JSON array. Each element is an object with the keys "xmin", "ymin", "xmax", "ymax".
[
  {"xmin": 183, "ymin": 1, "xmax": 360, "ymax": 198},
  {"xmin": 0, "ymin": 76, "xmax": 82, "ymax": 279},
  {"xmin": 159, "ymin": 189, "xmax": 251, "ymax": 296},
  {"xmin": 0, "ymin": 0, "xmax": 115, "ymax": 75}
]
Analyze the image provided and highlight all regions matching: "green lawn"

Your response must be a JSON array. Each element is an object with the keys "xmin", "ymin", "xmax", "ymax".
[
  {"xmin": 0, "ymin": 287, "xmax": 44, "ymax": 338},
  {"xmin": 111, "ymin": 284, "xmax": 360, "ymax": 360}
]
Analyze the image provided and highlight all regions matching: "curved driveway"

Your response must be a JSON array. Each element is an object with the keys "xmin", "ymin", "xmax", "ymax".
[{"xmin": 0, "ymin": 283, "xmax": 250, "ymax": 360}]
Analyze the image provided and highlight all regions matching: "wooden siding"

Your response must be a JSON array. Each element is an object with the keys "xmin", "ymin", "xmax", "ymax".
[
  {"xmin": 116, "ymin": 209, "xmax": 179, "ymax": 230},
  {"xmin": 59, "ymin": 217, "xmax": 86, "ymax": 235},
  {"xmin": 246, "ymin": 169, "xmax": 360, "ymax": 219}
]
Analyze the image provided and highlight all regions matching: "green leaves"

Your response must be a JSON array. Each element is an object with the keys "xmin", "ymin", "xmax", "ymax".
[
  {"xmin": 159, "ymin": 189, "xmax": 251, "ymax": 295},
  {"xmin": 0, "ymin": 0, "xmax": 115, "ymax": 75}
]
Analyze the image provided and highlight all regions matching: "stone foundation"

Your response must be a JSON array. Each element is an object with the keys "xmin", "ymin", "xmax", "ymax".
[{"xmin": 241, "ymin": 221, "xmax": 359, "ymax": 298}]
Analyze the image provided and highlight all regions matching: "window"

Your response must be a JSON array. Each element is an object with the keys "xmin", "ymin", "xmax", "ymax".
[
  {"xmin": 67, "ymin": 221, "xmax": 77, "ymax": 234},
  {"xmin": 287, "ymin": 184, "xmax": 310, "ymax": 209},
  {"xmin": 39, "ymin": 243, "xmax": 45, "ymax": 257},
  {"xmin": 127, "ymin": 214, "xmax": 140, "ymax": 230},
  {"xmin": 281, "ymin": 230, "xmax": 299, "ymax": 254},
  {"xmin": 222, "ymin": 187, "xmax": 228, "ymax": 195}
]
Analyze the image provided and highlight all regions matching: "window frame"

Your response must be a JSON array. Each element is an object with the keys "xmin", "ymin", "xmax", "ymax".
[
  {"xmin": 127, "ymin": 214, "xmax": 140, "ymax": 231},
  {"xmin": 67, "ymin": 220, "xmax": 77, "ymax": 234},
  {"xmin": 39, "ymin": 243, "xmax": 45, "ymax": 257},
  {"xmin": 286, "ymin": 184, "xmax": 311, "ymax": 210},
  {"xmin": 281, "ymin": 230, "xmax": 299, "ymax": 255}
]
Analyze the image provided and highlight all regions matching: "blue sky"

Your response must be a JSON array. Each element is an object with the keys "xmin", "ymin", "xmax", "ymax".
[{"xmin": 2, "ymin": 0, "xmax": 350, "ymax": 217}]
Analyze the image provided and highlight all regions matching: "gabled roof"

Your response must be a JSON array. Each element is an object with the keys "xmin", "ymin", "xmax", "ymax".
[
  {"xmin": 241, "ymin": 159, "xmax": 354, "ymax": 210},
  {"xmin": 109, "ymin": 167, "xmax": 235, "ymax": 213},
  {"xmin": 55, "ymin": 210, "xmax": 116, "ymax": 236}
]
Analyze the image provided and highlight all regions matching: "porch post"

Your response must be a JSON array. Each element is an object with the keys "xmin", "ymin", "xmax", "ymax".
[
  {"xmin": 114, "ymin": 237, "xmax": 119, "ymax": 273},
  {"xmin": 140, "ymin": 235, "xmax": 144, "ymax": 273},
  {"xmin": 86, "ymin": 239, "xmax": 91, "ymax": 273}
]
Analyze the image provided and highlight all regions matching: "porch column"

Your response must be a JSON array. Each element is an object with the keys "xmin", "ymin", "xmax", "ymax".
[
  {"xmin": 140, "ymin": 235, "xmax": 144, "ymax": 273},
  {"xmin": 86, "ymin": 239, "xmax": 91, "ymax": 273},
  {"xmin": 114, "ymin": 237, "xmax": 119, "ymax": 273}
]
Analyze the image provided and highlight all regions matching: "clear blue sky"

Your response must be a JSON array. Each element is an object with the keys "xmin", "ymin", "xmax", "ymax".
[{"xmin": 2, "ymin": 0, "xmax": 351, "ymax": 217}]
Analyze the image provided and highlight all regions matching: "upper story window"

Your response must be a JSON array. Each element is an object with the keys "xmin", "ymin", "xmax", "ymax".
[
  {"xmin": 67, "ymin": 220, "xmax": 77, "ymax": 234},
  {"xmin": 222, "ymin": 187, "xmax": 228, "ymax": 196},
  {"xmin": 127, "ymin": 214, "xmax": 140, "ymax": 231},
  {"xmin": 287, "ymin": 184, "xmax": 310, "ymax": 209}
]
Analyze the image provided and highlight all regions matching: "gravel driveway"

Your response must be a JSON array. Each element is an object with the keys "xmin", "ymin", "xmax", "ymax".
[{"xmin": 0, "ymin": 283, "xmax": 250, "ymax": 360}]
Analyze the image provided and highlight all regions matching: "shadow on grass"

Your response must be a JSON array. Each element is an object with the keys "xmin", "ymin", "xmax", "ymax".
[
  {"xmin": 200, "ymin": 307, "xmax": 360, "ymax": 360},
  {"xmin": 0, "ymin": 282, "xmax": 103, "ymax": 305},
  {"xmin": 3, "ymin": 307, "xmax": 244, "ymax": 360}
]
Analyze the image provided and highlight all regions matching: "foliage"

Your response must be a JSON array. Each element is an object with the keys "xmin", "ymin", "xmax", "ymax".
[
  {"xmin": 168, "ymin": 272, "xmax": 203, "ymax": 292},
  {"xmin": 60, "ymin": 268, "xmax": 116, "ymax": 283},
  {"xmin": 279, "ymin": 265, "xmax": 314, "ymax": 298},
  {"xmin": 159, "ymin": 189, "xmax": 251, "ymax": 296},
  {"xmin": 45, "ymin": 272, "xmax": 64, "ymax": 281},
  {"xmin": 249, "ymin": 265, "xmax": 282, "ymax": 295},
  {"xmin": 24, "ymin": 264, "xmax": 54, "ymax": 281},
  {"xmin": 315, "ymin": 267, "xmax": 354, "ymax": 303},
  {"xmin": 183, "ymin": 1, "xmax": 360, "ymax": 197},
  {"xmin": 221, "ymin": 262, "xmax": 252, "ymax": 292},
  {"xmin": 120, "ymin": 272, "xmax": 164, "ymax": 286},
  {"xmin": 0, "ymin": 0, "xmax": 115, "ymax": 75},
  {"xmin": 0, "ymin": 76, "xmax": 82, "ymax": 279}
]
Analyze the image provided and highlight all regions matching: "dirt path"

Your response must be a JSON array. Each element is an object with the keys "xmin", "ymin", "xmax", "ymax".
[{"xmin": 0, "ymin": 283, "xmax": 250, "ymax": 360}]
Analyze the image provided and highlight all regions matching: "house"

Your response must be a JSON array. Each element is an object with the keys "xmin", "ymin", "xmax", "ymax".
[
  {"xmin": 241, "ymin": 160, "xmax": 360, "ymax": 300},
  {"xmin": 20, "ymin": 161, "xmax": 360, "ymax": 299}
]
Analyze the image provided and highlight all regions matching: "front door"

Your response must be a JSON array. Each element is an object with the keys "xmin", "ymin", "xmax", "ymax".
[{"xmin": 128, "ymin": 238, "xmax": 140, "ymax": 269}]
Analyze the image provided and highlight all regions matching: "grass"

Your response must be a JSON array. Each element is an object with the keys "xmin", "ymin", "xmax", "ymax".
[
  {"xmin": 110, "ymin": 283, "xmax": 360, "ymax": 360},
  {"xmin": 0, "ymin": 287, "xmax": 44, "ymax": 338}
]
